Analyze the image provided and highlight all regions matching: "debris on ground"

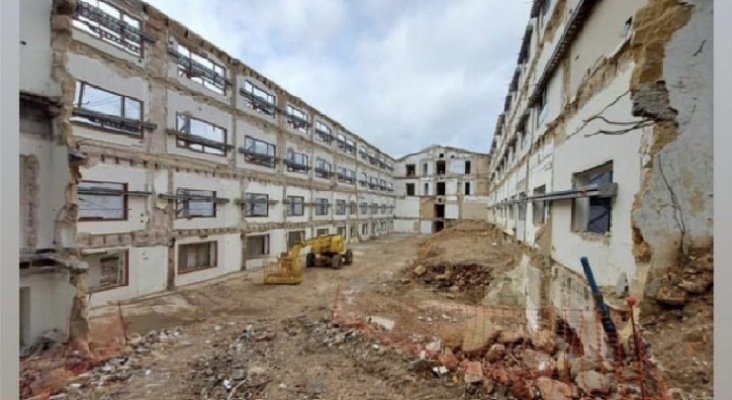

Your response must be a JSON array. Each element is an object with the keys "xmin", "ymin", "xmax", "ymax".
[
  {"xmin": 20, "ymin": 328, "xmax": 186, "ymax": 400},
  {"xmin": 642, "ymin": 245, "xmax": 714, "ymax": 400},
  {"xmin": 185, "ymin": 313, "xmax": 480, "ymax": 400},
  {"xmin": 404, "ymin": 221, "xmax": 517, "ymax": 303}
]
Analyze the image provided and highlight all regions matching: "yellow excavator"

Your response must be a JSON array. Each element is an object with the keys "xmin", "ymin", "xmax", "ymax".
[{"xmin": 263, "ymin": 233, "xmax": 354, "ymax": 285}]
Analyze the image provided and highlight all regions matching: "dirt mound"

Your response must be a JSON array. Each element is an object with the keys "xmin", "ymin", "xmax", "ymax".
[{"xmin": 407, "ymin": 221, "xmax": 517, "ymax": 302}]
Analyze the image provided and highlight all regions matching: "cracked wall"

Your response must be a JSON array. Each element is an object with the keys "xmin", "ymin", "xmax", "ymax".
[
  {"xmin": 486, "ymin": 0, "xmax": 713, "ymax": 349},
  {"xmin": 629, "ymin": 0, "xmax": 713, "ymax": 305}
]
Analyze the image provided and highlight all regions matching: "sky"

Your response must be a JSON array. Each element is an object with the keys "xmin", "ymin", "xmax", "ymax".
[{"xmin": 148, "ymin": 0, "xmax": 533, "ymax": 158}]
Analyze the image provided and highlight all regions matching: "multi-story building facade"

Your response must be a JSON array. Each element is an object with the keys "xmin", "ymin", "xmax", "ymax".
[
  {"xmin": 487, "ymin": 0, "xmax": 712, "ymax": 337},
  {"xmin": 18, "ymin": 0, "xmax": 397, "ymax": 346},
  {"xmin": 393, "ymin": 145, "xmax": 490, "ymax": 233}
]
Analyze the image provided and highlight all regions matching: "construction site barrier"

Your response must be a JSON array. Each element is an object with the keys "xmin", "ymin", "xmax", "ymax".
[{"xmin": 332, "ymin": 282, "xmax": 671, "ymax": 400}]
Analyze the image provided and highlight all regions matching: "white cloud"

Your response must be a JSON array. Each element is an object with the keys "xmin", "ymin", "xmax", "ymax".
[{"xmin": 148, "ymin": 0, "xmax": 531, "ymax": 157}]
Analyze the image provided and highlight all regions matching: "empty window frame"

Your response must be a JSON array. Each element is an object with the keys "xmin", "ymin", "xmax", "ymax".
[
  {"xmin": 572, "ymin": 162, "xmax": 614, "ymax": 234},
  {"xmin": 336, "ymin": 133, "xmax": 347, "ymax": 150},
  {"xmin": 359, "ymin": 202, "xmax": 368, "ymax": 215},
  {"xmin": 370, "ymin": 203, "xmax": 378, "ymax": 215},
  {"xmin": 336, "ymin": 199, "xmax": 347, "ymax": 216},
  {"xmin": 368, "ymin": 152, "xmax": 379, "ymax": 166},
  {"xmin": 175, "ymin": 113, "xmax": 227, "ymax": 155},
  {"xmin": 287, "ymin": 230, "xmax": 305, "ymax": 248},
  {"xmin": 72, "ymin": 81, "xmax": 144, "ymax": 136},
  {"xmin": 368, "ymin": 176, "xmax": 379, "ymax": 190},
  {"xmin": 345, "ymin": 138, "xmax": 356, "ymax": 155},
  {"xmin": 532, "ymin": 185, "xmax": 547, "ymax": 225},
  {"xmin": 337, "ymin": 166, "xmax": 356, "ymax": 184},
  {"xmin": 314, "ymin": 198, "xmax": 329, "ymax": 216},
  {"xmin": 286, "ymin": 104, "xmax": 309, "ymax": 132},
  {"xmin": 241, "ymin": 80, "xmax": 276, "ymax": 116},
  {"xmin": 242, "ymin": 136, "xmax": 276, "ymax": 168},
  {"xmin": 174, "ymin": 44, "xmax": 228, "ymax": 95},
  {"xmin": 315, "ymin": 121, "xmax": 333, "ymax": 142},
  {"xmin": 536, "ymin": 88, "xmax": 548, "ymax": 128},
  {"xmin": 89, "ymin": 251, "xmax": 128, "ymax": 292},
  {"xmin": 285, "ymin": 149, "xmax": 309, "ymax": 173},
  {"xmin": 464, "ymin": 182, "xmax": 472, "ymax": 195},
  {"xmin": 243, "ymin": 193, "xmax": 269, "ymax": 218},
  {"xmin": 78, "ymin": 181, "xmax": 128, "ymax": 221},
  {"xmin": 359, "ymin": 172, "xmax": 368, "ymax": 187},
  {"xmin": 406, "ymin": 183, "xmax": 415, "ymax": 196},
  {"xmin": 406, "ymin": 164, "xmax": 416, "ymax": 177},
  {"xmin": 175, "ymin": 188, "xmax": 216, "ymax": 218},
  {"xmin": 178, "ymin": 241, "xmax": 218, "ymax": 274},
  {"xmin": 315, "ymin": 158, "xmax": 333, "ymax": 179},
  {"xmin": 245, "ymin": 235, "xmax": 269, "ymax": 258},
  {"xmin": 72, "ymin": 0, "xmax": 145, "ymax": 56},
  {"xmin": 286, "ymin": 195, "xmax": 305, "ymax": 216}
]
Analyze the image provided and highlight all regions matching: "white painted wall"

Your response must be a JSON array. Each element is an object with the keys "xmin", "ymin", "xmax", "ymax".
[
  {"xmin": 19, "ymin": 271, "xmax": 75, "ymax": 346},
  {"xmin": 19, "ymin": 0, "xmax": 59, "ymax": 97},
  {"xmin": 19, "ymin": 134, "xmax": 67, "ymax": 251},
  {"xmin": 176, "ymin": 233, "xmax": 242, "ymax": 285},
  {"xmin": 82, "ymin": 245, "xmax": 168, "ymax": 307},
  {"xmin": 550, "ymin": 65, "xmax": 642, "ymax": 286},
  {"xmin": 77, "ymin": 163, "xmax": 150, "ymax": 235}
]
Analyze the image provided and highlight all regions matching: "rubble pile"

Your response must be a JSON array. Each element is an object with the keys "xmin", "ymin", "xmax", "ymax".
[
  {"xmin": 407, "ymin": 262, "xmax": 492, "ymax": 299},
  {"xmin": 21, "ymin": 328, "xmax": 186, "ymax": 400},
  {"xmin": 406, "ymin": 221, "xmax": 517, "ymax": 302},
  {"xmin": 335, "ymin": 306, "xmax": 668, "ymax": 400},
  {"xmin": 651, "ymin": 247, "xmax": 714, "ymax": 307},
  {"xmin": 185, "ymin": 315, "xmax": 473, "ymax": 400},
  {"xmin": 642, "ymin": 247, "xmax": 714, "ymax": 398}
]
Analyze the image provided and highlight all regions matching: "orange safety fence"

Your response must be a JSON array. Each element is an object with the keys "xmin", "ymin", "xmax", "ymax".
[
  {"xmin": 332, "ymin": 283, "xmax": 671, "ymax": 400},
  {"xmin": 20, "ymin": 304, "xmax": 128, "ymax": 400}
]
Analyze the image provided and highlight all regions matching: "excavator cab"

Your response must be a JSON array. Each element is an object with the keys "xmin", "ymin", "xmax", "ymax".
[{"xmin": 262, "ymin": 233, "xmax": 354, "ymax": 285}]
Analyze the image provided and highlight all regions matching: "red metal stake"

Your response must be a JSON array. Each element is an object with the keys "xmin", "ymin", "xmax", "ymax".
[{"xmin": 627, "ymin": 296, "xmax": 646, "ymax": 400}]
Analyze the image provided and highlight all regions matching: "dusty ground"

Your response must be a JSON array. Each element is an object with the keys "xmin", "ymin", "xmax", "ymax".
[
  {"xmin": 22, "ymin": 224, "xmax": 713, "ymax": 400},
  {"xmin": 43, "ymin": 234, "xmax": 488, "ymax": 400}
]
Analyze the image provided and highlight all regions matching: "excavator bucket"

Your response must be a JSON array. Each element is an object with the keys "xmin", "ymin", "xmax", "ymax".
[{"xmin": 263, "ymin": 255, "xmax": 303, "ymax": 285}]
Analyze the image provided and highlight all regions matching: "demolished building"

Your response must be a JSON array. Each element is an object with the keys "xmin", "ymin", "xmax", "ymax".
[
  {"xmin": 19, "ymin": 0, "xmax": 402, "ymax": 347},
  {"xmin": 393, "ymin": 145, "xmax": 491, "ymax": 234}
]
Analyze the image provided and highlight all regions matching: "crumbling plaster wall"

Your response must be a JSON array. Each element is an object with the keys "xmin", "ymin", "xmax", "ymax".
[{"xmin": 630, "ymin": 0, "xmax": 713, "ymax": 297}]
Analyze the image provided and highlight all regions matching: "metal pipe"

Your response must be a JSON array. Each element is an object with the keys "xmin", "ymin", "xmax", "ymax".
[{"xmin": 580, "ymin": 256, "xmax": 619, "ymax": 353}]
